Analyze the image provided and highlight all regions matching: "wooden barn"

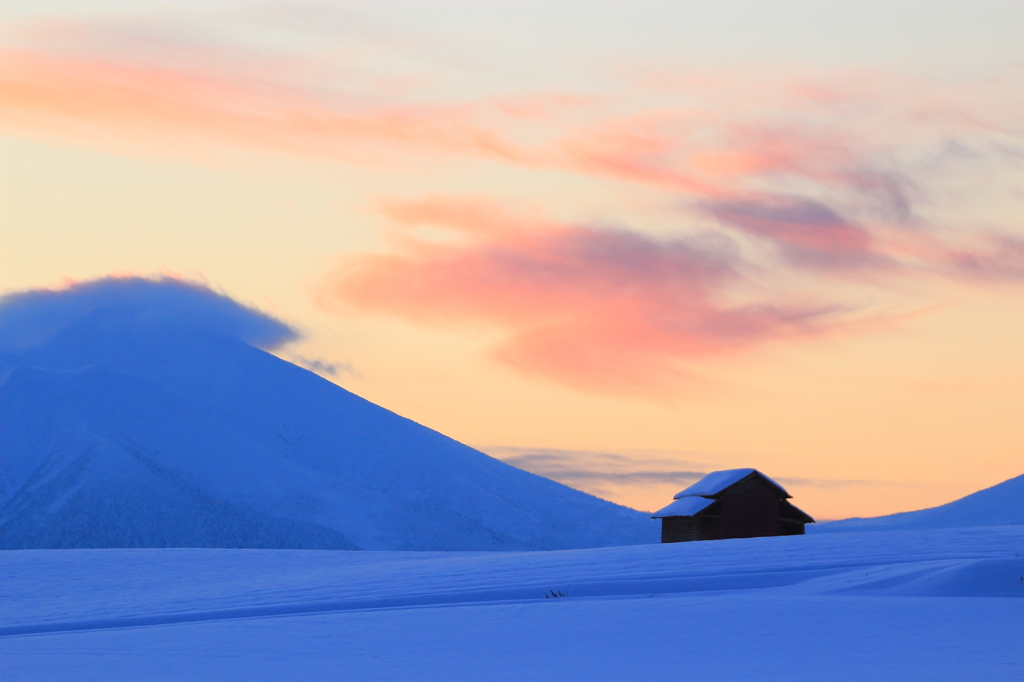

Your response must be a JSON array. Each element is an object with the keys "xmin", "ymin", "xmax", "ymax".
[{"xmin": 651, "ymin": 468, "xmax": 814, "ymax": 543}]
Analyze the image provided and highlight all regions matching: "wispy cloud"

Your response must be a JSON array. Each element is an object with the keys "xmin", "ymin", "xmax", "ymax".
[
  {"xmin": 11, "ymin": 15, "xmax": 1015, "ymax": 185},
  {"xmin": 486, "ymin": 446, "xmax": 904, "ymax": 506},
  {"xmin": 318, "ymin": 187, "xmax": 1024, "ymax": 393},
  {"xmin": 0, "ymin": 45, "xmax": 539, "ymax": 164},
  {"xmin": 492, "ymin": 448, "xmax": 708, "ymax": 485},
  {"xmin": 3, "ymin": 14, "xmax": 1021, "ymax": 205},
  {"xmin": 4, "ymin": 11, "xmax": 1024, "ymax": 396},
  {"xmin": 485, "ymin": 447, "xmax": 710, "ymax": 501},
  {"xmin": 775, "ymin": 476, "xmax": 915, "ymax": 490},
  {"xmin": 287, "ymin": 354, "xmax": 359, "ymax": 379},
  {"xmin": 696, "ymin": 195, "xmax": 892, "ymax": 271},
  {"xmin": 319, "ymin": 197, "xmax": 842, "ymax": 393},
  {"xmin": 940, "ymin": 234, "xmax": 1024, "ymax": 282}
]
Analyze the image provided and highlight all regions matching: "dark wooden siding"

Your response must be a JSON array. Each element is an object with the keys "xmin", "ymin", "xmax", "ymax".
[
  {"xmin": 778, "ymin": 499, "xmax": 811, "ymax": 535},
  {"xmin": 716, "ymin": 477, "xmax": 781, "ymax": 539},
  {"xmin": 778, "ymin": 519, "xmax": 805, "ymax": 535},
  {"xmin": 661, "ymin": 516, "xmax": 699, "ymax": 543},
  {"xmin": 698, "ymin": 514, "xmax": 720, "ymax": 541}
]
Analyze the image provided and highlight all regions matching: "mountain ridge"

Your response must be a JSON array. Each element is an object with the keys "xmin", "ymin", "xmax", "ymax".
[
  {"xmin": 0, "ymin": 299, "xmax": 655, "ymax": 550},
  {"xmin": 813, "ymin": 472, "xmax": 1024, "ymax": 533}
]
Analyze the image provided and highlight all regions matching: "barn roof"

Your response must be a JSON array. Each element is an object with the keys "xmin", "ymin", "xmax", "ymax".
[
  {"xmin": 650, "ymin": 496, "xmax": 716, "ymax": 519},
  {"xmin": 673, "ymin": 468, "xmax": 790, "ymax": 499},
  {"xmin": 781, "ymin": 499, "xmax": 815, "ymax": 524}
]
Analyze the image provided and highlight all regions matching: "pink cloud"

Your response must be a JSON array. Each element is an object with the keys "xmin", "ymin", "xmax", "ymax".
[
  {"xmin": 696, "ymin": 194, "xmax": 892, "ymax": 270},
  {"xmin": 554, "ymin": 108, "xmax": 915, "ymax": 215},
  {"xmin": 321, "ymin": 198, "xmax": 839, "ymax": 394},
  {"xmin": 323, "ymin": 193, "xmax": 1024, "ymax": 395},
  {"xmin": 3, "ymin": 17, "xmax": 1017, "ymax": 229},
  {"xmin": 0, "ymin": 45, "xmax": 537, "ymax": 164},
  {"xmin": 936, "ymin": 234, "xmax": 1024, "ymax": 283},
  {"xmin": 6, "ymin": 15, "xmax": 1024, "ymax": 397},
  {"xmin": 698, "ymin": 191, "xmax": 1024, "ymax": 283}
]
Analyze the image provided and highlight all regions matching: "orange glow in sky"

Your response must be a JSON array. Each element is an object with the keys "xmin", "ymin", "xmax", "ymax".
[{"xmin": 2, "ymin": 2, "xmax": 1023, "ymax": 520}]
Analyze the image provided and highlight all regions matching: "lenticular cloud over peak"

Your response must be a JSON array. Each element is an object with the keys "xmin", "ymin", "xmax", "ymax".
[
  {"xmin": 0, "ymin": 274, "xmax": 654, "ymax": 550},
  {"xmin": 0, "ymin": 276, "xmax": 299, "ymax": 353}
]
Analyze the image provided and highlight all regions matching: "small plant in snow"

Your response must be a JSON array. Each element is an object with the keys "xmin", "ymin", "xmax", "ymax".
[{"xmin": 544, "ymin": 589, "xmax": 566, "ymax": 598}]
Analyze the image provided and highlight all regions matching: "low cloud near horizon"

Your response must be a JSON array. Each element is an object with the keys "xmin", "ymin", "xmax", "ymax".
[
  {"xmin": 0, "ymin": 276, "xmax": 298, "ymax": 353},
  {"xmin": 488, "ymin": 446, "xmax": 906, "ymax": 512}
]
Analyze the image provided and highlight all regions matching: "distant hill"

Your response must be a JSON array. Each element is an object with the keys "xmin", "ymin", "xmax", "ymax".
[
  {"xmin": 812, "ymin": 473, "xmax": 1024, "ymax": 533},
  {"xmin": 0, "ymin": 279, "xmax": 656, "ymax": 550}
]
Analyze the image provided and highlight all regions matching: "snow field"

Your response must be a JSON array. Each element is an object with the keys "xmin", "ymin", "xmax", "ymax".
[
  {"xmin": 4, "ymin": 593, "xmax": 1022, "ymax": 682},
  {"xmin": 2, "ymin": 526, "xmax": 1023, "ymax": 681}
]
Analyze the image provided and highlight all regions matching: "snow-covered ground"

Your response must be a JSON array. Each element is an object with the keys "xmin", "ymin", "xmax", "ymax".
[{"xmin": 3, "ymin": 526, "xmax": 1022, "ymax": 681}]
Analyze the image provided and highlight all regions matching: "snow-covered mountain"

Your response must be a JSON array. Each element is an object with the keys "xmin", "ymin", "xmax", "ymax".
[
  {"xmin": 0, "ymin": 278, "xmax": 655, "ymax": 550},
  {"xmin": 813, "ymin": 473, "xmax": 1024, "ymax": 533}
]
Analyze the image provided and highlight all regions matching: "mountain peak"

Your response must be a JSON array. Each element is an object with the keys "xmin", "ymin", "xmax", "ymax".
[{"xmin": 0, "ymin": 278, "xmax": 655, "ymax": 550}]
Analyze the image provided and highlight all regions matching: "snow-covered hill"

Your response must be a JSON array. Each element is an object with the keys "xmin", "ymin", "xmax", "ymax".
[
  {"xmin": 2, "ymin": 527, "xmax": 1022, "ymax": 680},
  {"xmin": 814, "ymin": 472, "xmax": 1024, "ymax": 533},
  {"xmin": 0, "ymin": 278, "xmax": 655, "ymax": 550}
]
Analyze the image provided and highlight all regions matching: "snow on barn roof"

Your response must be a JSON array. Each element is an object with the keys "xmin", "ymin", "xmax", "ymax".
[
  {"xmin": 650, "ymin": 496, "xmax": 716, "ymax": 519},
  {"xmin": 673, "ymin": 468, "xmax": 790, "ymax": 500}
]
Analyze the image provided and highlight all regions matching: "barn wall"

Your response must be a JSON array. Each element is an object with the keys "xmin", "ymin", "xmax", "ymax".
[
  {"xmin": 698, "ymin": 515, "xmax": 720, "ymax": 541},
  {"xmin": 660, "ymin": 516, "xmax": 699, "ymax": 543},
  {"xmin": 778, "ymin": 520, "xmax": 805, "ymax": 535},
  {"xmin": 717, "ymin": 477, "xmax": 780, "ymax": 539},
  {"xmin": 778, "ymin": 500, "xmax": 810, "ymax": 535}
]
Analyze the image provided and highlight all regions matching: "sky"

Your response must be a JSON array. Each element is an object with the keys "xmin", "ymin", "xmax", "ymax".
[{"xmin": 2, "ymin": 1, "xmax": 1023, "ymax": 520}]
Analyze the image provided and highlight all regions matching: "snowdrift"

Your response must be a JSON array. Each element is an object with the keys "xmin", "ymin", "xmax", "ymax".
[
  {"xmin": 2, "ymin": 526, "xmax": 1022, "ymax": 681},
  {"xmin": 814, "ymin": 472, "xmax": 1024, "ymax": 533},
  {"xmin": 3, "ymin": 526, "xmax": 1022, "ymax": 635},
  {"xmin": 0, "ymin": 279, "xmax": 655, "ymax": 550}
]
